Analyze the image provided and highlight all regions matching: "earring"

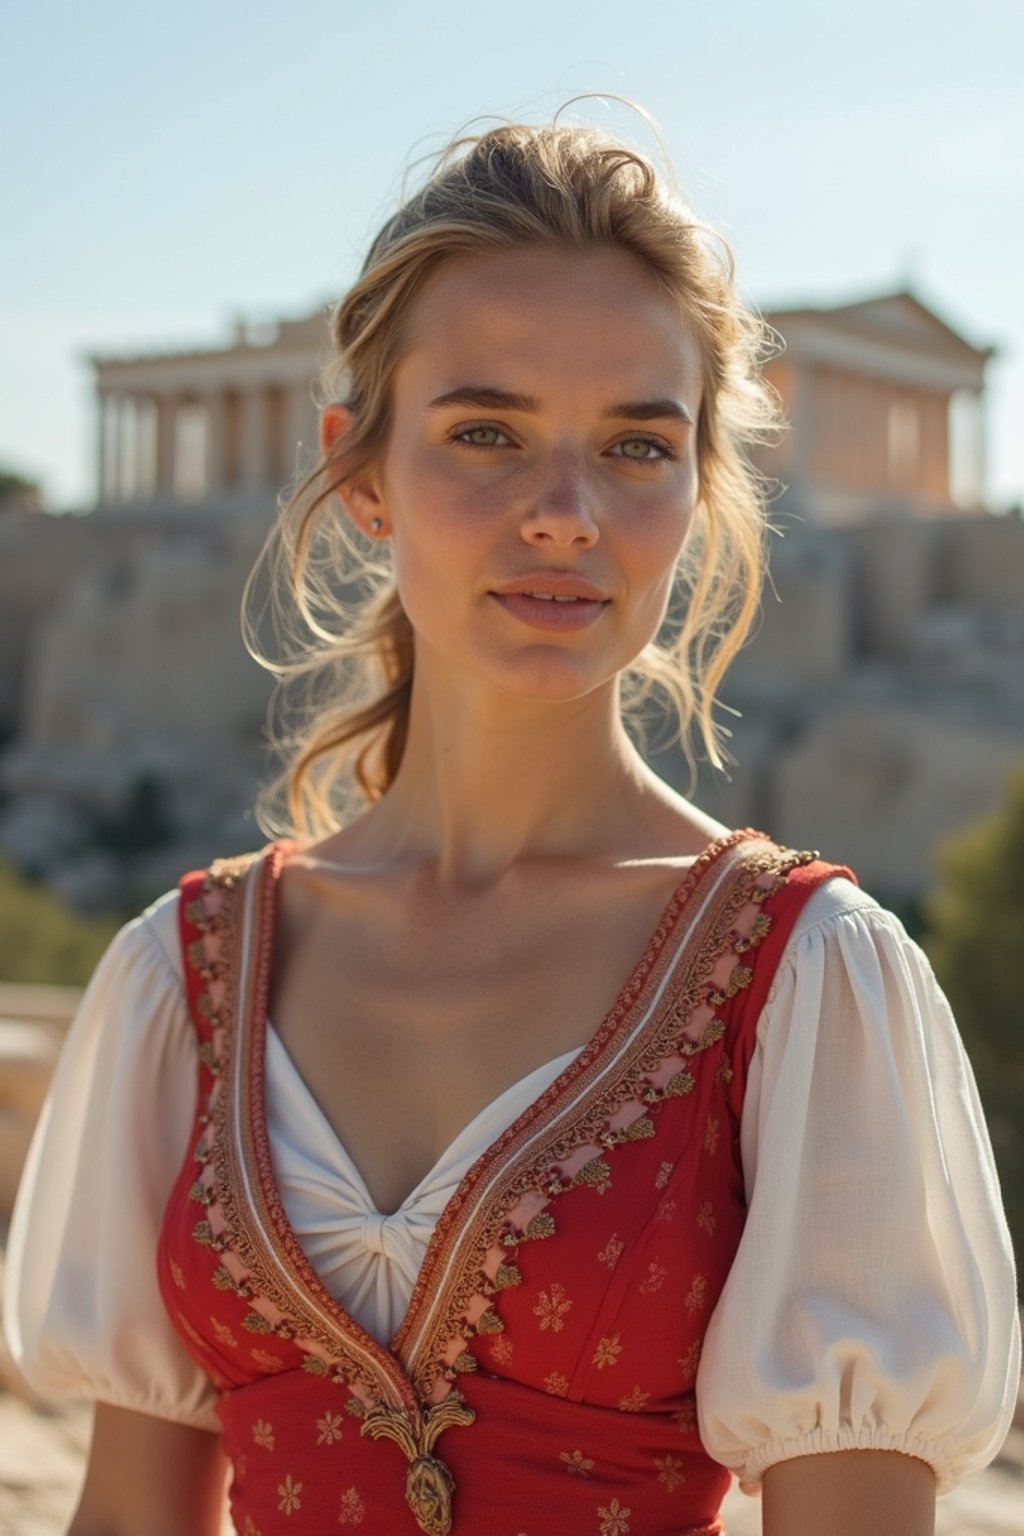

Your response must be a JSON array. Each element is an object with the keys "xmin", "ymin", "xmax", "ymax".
[{"xmin": 371, "ymin": 516, "xmax": 383, "ymax": 534}]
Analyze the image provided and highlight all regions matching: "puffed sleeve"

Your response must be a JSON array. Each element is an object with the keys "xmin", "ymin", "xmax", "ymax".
[
  {"xmin": 2, "ymin": 890, "xmax": 220, "ymax": 1431},
  {"xmin": 696, "ymin": 878, "xmax": 1021, "ymax": 1496}
]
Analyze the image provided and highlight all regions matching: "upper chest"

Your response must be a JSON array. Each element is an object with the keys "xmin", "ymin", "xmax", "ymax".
[{"xmin": 266, "ymin": 859, "xmax": 695, "ymax": 1211}]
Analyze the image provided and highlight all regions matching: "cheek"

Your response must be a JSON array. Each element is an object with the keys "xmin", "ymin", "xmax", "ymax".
[
  {"xmin": 384, "ymin": 468, "xmax": 482, "ymax": 637},
  {"xmin": 628, "ymin": 492, "xmax": 695, "ymax": 586},
  {"xmin": 388, "ymin": 447, "xmax": 497, "ymax": 543}
]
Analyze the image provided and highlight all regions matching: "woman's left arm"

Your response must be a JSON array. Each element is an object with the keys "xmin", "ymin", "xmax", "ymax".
[
  {"xmin": 696, "ymin": 881, "xmax": 1021, "ymax": 1506},
  {"xmin": 762, "ymin": 1449, "xmax": 935, "ymax": 1536}
]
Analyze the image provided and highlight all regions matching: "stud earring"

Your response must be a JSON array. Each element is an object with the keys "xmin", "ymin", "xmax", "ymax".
[{"xmin": 371, "ymin": 516, "xmax": 383, "ymax": 534}]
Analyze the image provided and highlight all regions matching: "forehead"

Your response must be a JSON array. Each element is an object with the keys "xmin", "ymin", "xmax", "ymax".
[{"xmin": 395, "ymin": 244, "xmax": 703, "ymax": 406}]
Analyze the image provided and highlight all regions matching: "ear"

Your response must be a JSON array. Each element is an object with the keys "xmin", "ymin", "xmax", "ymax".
[{"xmin": 320, "ymin": 403, "xmax": 388, "ymax": 539}]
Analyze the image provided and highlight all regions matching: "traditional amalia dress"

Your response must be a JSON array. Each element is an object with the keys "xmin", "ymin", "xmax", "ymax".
[{"xmin": 4, "ymin": 831, "xmax": 1020, "ymax": 1536}]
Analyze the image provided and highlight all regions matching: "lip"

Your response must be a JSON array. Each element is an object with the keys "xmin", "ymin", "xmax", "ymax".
[
  {"xmin": 489, "ymin": 591, "xmax": 609, "ymax": 631},
  {"xmin": 489, "ymin": 573, "xmax": 611, "ymax": 601}
]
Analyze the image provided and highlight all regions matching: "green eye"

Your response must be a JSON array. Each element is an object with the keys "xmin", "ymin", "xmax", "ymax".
[
  {"xmin": 616, "ymin": 437, "xmax": 663, "ymax": 460},
  {"xmin": 454, "ymin": 425, "xmax": 508, "ymax": 447}
]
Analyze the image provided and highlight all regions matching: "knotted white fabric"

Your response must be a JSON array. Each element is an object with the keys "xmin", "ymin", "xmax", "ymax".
[{"xmin": 264, "ymin": 1023, "xmax": 580, "ymax": 1343}]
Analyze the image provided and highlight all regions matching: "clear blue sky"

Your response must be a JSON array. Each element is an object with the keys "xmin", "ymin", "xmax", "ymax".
[{"xmin": 3, "ymin": 0, "xmax": 1022, "ymax": 511}]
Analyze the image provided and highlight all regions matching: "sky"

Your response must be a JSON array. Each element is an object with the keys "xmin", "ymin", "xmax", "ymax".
[{"xmin": 2, "ymin": 0, "xmax": 1022, "ymax": 513}]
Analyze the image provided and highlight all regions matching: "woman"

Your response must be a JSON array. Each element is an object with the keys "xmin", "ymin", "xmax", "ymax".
[{"xmin": 4, "ymin": 117, "xmax": 1019, "ymax": 1536}]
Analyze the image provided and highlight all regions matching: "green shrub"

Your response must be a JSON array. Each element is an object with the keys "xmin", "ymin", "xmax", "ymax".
[
  {"xmin": 0, "ymin": 856, "xmax": 126, "ymax": 985},
  {"xmin": 923, "ymin": 766, "xmax": 1024, "ymax": 1279}
]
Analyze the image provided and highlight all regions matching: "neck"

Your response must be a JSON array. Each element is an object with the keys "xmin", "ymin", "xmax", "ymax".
[{"xmin": 353, "ymin": 662, "xmax": 677, "ymax": 888}]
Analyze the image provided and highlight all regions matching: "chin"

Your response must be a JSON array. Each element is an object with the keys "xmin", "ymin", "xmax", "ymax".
[{"xmin": 486, "ymin": 653, "xmax": 617, "ymax": 705}]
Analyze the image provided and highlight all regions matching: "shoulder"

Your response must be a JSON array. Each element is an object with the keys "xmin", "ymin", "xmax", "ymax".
[
  {"xmin": 760, "ymin": 868, "xmax": 945, "ymax": 1034},
  {"xmin": 75, "ymin": 888, "xmax": 186, "ymax": 1017},
  {"xmin": 89, "ymin": 840, "xmax": 281, "ymax": 1014},
  {"xmin": 128, "ymin": 887, "xmax": 183, "ymax": 982},
  {"xmin": 777, "ymin": 872, "xmax": 918, "ymax": 968},
  {"xmin": 787, "ymin": 873, "xmax": 883, "ymax": 946}
]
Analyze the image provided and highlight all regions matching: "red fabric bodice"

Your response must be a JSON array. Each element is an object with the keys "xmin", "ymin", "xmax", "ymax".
[{"xmin": 157, "ymin": 833, "xmax": 851, "ymax": 1535}]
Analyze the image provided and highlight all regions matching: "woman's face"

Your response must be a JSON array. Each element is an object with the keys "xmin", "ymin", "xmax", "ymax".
[{"xmin": 348, "ymin": 243, "xmax": 704, "ymax": 706}]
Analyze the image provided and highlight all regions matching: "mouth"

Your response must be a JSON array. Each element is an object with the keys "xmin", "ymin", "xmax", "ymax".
[{"xmin": 488, "ymin": 590, "xmax": 610, "ymax": 631}]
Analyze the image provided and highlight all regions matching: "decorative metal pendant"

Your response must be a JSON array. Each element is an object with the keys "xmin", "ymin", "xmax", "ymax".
[
  {"xmin": 404, "ymin": 1454, "xmax": 455, "ymax": 1535},
  {"xmin": 361, "ymin": 1394, "xmax": 476, "ymax": 1536}
]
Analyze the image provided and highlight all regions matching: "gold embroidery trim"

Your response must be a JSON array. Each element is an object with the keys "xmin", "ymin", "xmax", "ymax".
[
  {"xmin": 183, "ymin": 849, "xmax": 416, "ymax": 1411},
  {"xmin": 182, "ymin": 845, "xmax": 475, "ymax": 1532},
  {"xmin": 401, "ymin": 839, "xmax": 816, "ymax": 1402}
]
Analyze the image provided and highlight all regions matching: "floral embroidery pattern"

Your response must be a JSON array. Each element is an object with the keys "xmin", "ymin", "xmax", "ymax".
[
  {"xmin": 252, "ymin": 1418, "xmax": 275, "ymax": 1450},
  {"xmin": 597, "ymin": 1234, "xmax": 624, "ymax": 1269},
  {"xmin": 684, "ymin": 1272, "xmax": 707, "ymax": 1316},
  {"xmin": 654, "ymin": 1160, "xmax": 675, "ymax": 1190},
  {"xmin": 677, "ymin": 1340, "xmax": 701, "ymax": 1380},
  {"xmin": 656, "ymin": 1454, "xmax": 686, "ymax": 1491},
  {"xmin": 597, "ymin": 1497, "xmax": 631, "ymax": 1534},
  {"xmin": 249, "ymin": 1349, "xmax": 287, "ymax": 1372},
  {"xmin": 639, "ymin": 1261, "xmax": 668, "ymax": 1295},
  {"xmin": 277, "ymin": 1474, "xmax": 302, "ymax": 1515},
  {"xmin": 338, "ymin": 1487, "xmax": 366, "ymax": 1524},
  {"xmin": 702, "ymin": 1116, "xmax": 720, "ymax": 1156},
  {"xmin": 592, "ymin": 1334, "xmax": 622, "ymax": 1369},
  {"xmin": 560, "ymin": 1449, "xmax": 594, "ymax": 1477},
  {"xmin": 696, "ymin": 1199, "xmax": 717, "ymax": 1236},
  {"xmin": 533, "ymin": 1282, "xmax": 572, "ymax": 1333},
  {"xmin": 170, "ymin": 1260, "xmax": 186, "ymax": 1290},
  {"xmin": 316, "ymin": 1410, "xmax": 345, "ymax": 1445},
  {"xmin": 242, "ymin": 1519, "xmax": 262, "ymax": 1536},
  {"xmin": 544, "ymin": 1371, "xmax": 569, "ymax": 1396},
  {"xmin": 655, "ymin": 1196, "xmax": 677, "ymax": 1225},
  {"xmin": 210, "ymin": 1317, "xmax": 238, "ymax": 1349},
  {"xmin": 617, "ymin": 1386, "xmax": 650, "ymax": 1412},
  {"xmin": 490, "ymin": 1334, "xmax": 514, "ymax": 1365},
  {"xmin": 672, "ymin": 1399, "xmax": 697, "ymax": 1434}
]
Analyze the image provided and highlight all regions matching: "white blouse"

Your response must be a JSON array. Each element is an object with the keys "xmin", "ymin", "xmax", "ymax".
[{"xmin": 3, "ymin": 876, "xmax": 1019, "ymax": 1496}]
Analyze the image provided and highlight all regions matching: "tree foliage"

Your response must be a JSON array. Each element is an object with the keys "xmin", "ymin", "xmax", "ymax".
[
  {"xmin": 923, "ymin": 767, "xmax": 1024, "ymax": 1275},
  {"xmin": 0, "ymin": 857, "xmax": 124, "ymax": 985}
]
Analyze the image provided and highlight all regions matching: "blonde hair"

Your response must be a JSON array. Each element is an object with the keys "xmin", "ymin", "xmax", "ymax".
[{"xmin": 243, "ymin": 114, "xmax": 786, "ymax": 841}]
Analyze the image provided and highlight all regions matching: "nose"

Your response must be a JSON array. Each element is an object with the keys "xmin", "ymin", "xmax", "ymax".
[{"xmin": 521, "ymin": 450, "xmax": 599, "ymax": 549}]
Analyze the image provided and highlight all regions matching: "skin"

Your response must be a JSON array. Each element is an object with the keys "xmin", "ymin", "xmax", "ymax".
[{"xmin": 66, "ymin": 244, "xmax": 936, "ymax": 1534}]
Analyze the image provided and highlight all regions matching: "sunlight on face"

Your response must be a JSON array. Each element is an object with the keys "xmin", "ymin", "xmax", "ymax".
[{"xmin": 374, "ymin": 244, "xmax": 704, "ymax": 707}]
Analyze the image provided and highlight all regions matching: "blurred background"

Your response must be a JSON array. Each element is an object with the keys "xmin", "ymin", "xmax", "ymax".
[{"xmin": 0, "ymin": 1, "xmax": 1021, "ymax": 1528}]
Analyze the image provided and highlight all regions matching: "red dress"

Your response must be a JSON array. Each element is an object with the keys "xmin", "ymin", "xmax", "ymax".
[{"xmin": 157, "ymin": 831, "xmax": 850, "ymax": 1534}]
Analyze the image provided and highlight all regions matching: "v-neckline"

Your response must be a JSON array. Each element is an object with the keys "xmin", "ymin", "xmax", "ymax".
[
  {"xmin": 230, "ymin": 829, "xmax": 759, "ymax": 1410},
  {"xmin": 265, "ymin": 1018, "xmax": 584, "ymax": 1216}
]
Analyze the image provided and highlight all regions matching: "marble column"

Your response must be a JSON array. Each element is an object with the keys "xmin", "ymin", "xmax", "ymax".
[
  {"xmin": 973, "ymin": 389, "xmax": 987, "ymax": 511},
  {"xmin": 114, "ymin": 395, "xmax": 136, "ymax": 505},
  {"xmin": 240, "ymin": 386, "xmax": 269, "ymax": 489},
  {"xmin": 204, "ymin": 388, "xmax": 231, "ymax": 493},
  {"xmin": 96, "ymin": 391, "xmax": 110, "ymax": 506},
  {"xmin": 154, "ymin": 394, "xmax": 178, "ymax": 497},
  {"xmin": 104, "ymin": 394, "xmax": 122, "ymax": 505},
  {"xmin": 134, "ymin": 397, "xmax": 158, "ymax": 502}
]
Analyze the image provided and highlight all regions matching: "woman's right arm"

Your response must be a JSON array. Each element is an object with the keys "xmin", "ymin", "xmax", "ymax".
[
  {"xmin": 2, "ymin": 894, "xmax": 226, "ymax": 1527},
  {"xmin": 69, "ymin": 1404, "xmax": 229, "ymax": 1536}
]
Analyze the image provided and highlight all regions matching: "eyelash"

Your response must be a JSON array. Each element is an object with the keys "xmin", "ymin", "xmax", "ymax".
[{"xmin": 446, "ymin": 423, "xmax": 676, "ymax": 466}]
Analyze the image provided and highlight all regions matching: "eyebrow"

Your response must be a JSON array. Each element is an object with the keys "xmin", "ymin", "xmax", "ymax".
[{"xmin": 426, "ymin": 386, "xmax": 694, "ymax": 426}]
